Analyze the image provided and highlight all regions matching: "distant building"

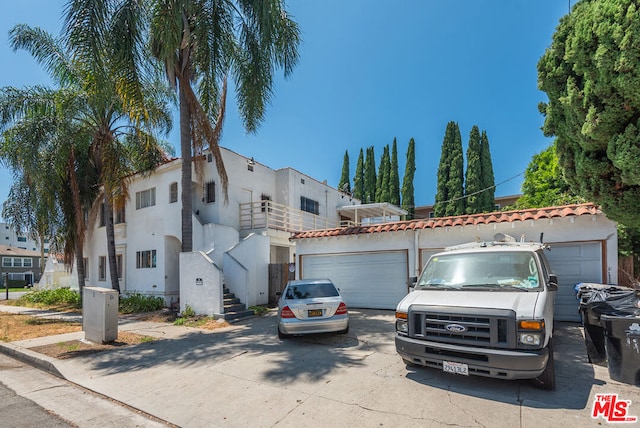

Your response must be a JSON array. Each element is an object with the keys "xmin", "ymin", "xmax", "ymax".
[
  {"xmin": 0, "ymin": 222, "xmax": 50, "ymax": 254},
  {"xmin": 0, "ymin": 244, "xmax": 43, "ymax": 287},
  {"xmin": 414, "ymin": 194, "xmax": 521, "ymax": 219}
]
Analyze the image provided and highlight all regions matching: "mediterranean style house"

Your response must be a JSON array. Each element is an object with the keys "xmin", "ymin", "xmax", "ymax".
[{"xmin": 80, "ymin": 146, "xmax": 404, "ymax": 316}]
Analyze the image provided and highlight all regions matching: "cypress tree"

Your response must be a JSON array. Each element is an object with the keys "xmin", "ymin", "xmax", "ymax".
[
  {"xmin": 479, "ymin": 130, "xmax": 495, "ymax": 212},
  {"xmin": 434, "ymin": 122, "xmax": 465, "ymax": 217},
  {"xmin": 389, "ymin": 138, "xmax": 400, "ymax": 205},
  {"xmin": 338, "ymin": 150, "xmax": 351, "ymax": 193},
  {"xmin": 376, "ymin": 145, "xmax": 391, "ymax": 202},
  {"xmin": 353, "ymin": 148, "xmax": 365, "ymax": 201},
  {"xmin": 401, "ymin": 138, "xmax": 416, "ymax": 219},
  {"xmin": 464, "ymin": 125, "xmax": 482, "ymax": 214},
  {"xmin": 364, "ymin": 146, "xmax": 377, "ymax": 203}
]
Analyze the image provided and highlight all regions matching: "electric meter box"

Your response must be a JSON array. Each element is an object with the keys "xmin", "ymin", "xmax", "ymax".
[{"xmin": 83, "ymin": 286, "xmax": 118, "ymax": 343}]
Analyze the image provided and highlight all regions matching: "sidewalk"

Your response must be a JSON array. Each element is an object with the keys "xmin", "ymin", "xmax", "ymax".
[{"xmin": 0, "ymin": 304, "xmax": 187, "ymax": 427}]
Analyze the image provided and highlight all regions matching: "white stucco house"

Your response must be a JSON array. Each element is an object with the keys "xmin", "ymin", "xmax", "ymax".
[
  {"xmin": 291, "ymin": 203, "xmax": 618, "ymax": 322},
  {"xmin": 80, "ymin": 146, "xmax": 380, "ymax": 317}
]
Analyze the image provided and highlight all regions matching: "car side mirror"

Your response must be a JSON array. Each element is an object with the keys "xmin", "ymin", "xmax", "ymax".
[
  {"xmin": 548, "ymin": 274, "xmax": 558, "ymax": 291},
  {"xmin": 276, "ymin": 291, "xmax": 282, "ymax": 297}
]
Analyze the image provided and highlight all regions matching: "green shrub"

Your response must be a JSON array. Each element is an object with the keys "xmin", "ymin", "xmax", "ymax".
[
  {"xmin": 249, "ymin": 305, "xmax": 269, "ymax": 316},
  {"xmin": 18, "ymin": 288, "xmax": 81, "ymax": 308},
  {"xmin": 119, "ymin": 293, "xmax": 165, "ymax": 314}
]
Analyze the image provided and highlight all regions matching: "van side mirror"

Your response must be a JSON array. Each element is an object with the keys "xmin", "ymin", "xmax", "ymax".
[
  {"xmin": 548, "ymin": 274, "xmax": 558, "ymax": 291},
  {"xmin": 408, "ymin": 276, "xmax": 418, "ymax": 292}
]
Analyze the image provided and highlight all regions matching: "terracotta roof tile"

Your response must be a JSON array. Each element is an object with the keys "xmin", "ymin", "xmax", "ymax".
[{"xmin": 290, "ymin": 203, "xmax": 602, "ymax": 240}]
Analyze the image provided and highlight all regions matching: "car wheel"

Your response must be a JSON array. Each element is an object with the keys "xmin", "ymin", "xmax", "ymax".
[
  {"xmin": 277, "ymin": 325, "xmax": 289, "ymax": 339},
  {"xmin": 531, "ymin": 338, "xmax": 555, "ymax": 390}
]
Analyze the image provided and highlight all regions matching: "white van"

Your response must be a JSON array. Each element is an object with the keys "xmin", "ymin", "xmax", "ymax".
[{"xmin": 395, "ymin": 234, "xmax": 558, "ymax": 390}]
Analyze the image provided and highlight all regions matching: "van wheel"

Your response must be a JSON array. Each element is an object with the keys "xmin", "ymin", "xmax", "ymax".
[{"xmin": 532, "ymin": 338, "xmax": 555, "ymax": 390}]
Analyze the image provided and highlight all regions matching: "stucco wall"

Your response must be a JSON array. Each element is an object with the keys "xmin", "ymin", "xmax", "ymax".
[
  {"xmin": 179, "ymin": 251, "xmax": 224, "ymax": 316},
  {"xmin": 295, "ymin": 212, "xmax": 619, "ymax": 285}
]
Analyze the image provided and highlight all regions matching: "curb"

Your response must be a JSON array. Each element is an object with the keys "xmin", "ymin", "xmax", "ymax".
[{"xmin": 0, "ymin": 341, "xmax": 64, "ymax": 379}]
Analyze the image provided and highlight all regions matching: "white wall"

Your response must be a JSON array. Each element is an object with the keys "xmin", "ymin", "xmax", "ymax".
[
  {"xmin": 179, "ymin": 251, "xmax": 224, "ymax": 316},
  {"xmin": 295, "ymin": 212, "xmax": 619, "ymax": 285},
  {"xmin": 224, "ymin": 233, "xmax": 270, "ymax": 307}
]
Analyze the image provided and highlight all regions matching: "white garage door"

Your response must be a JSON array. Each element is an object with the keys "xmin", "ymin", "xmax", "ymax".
[
  {"xmin": 301, "ymin": 251, "xmax": 408, "ymax": 309},
  {"xmin": 546, "ymin": 242, "xmax": 603, "ymax": 322}
]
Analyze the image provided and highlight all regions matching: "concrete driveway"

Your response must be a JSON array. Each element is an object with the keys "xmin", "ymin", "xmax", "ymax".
[{"xmin": 7, "ymin": 309, "xmax": 640, "ymax": 427}]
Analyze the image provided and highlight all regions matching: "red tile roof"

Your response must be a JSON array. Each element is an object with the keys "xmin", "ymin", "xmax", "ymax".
[{"xmin": 290, "ymin": 203, "xmax": 602, "ymax": 240}]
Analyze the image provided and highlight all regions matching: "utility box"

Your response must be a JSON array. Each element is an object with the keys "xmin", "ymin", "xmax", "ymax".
[{"xmin": 83, "ymin": 286, "xmax": 118, "ymax": 343}]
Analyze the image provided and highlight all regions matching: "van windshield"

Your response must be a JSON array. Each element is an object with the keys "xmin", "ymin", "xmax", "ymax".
[{"xmin": 415, "ymin": 251, "xmax": 541, "ymax": 291}]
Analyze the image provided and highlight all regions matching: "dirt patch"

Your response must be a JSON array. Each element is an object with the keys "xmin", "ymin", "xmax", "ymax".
[
  {"xmin": 0, "ymin": 313, "xmax": 82, "ymax": 342},
  {"xmin": 29, "ymin": 332, "xmax": 157, "ymax": 359}
]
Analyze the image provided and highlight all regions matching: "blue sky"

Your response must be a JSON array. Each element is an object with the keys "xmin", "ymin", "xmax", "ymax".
[{"xmin": 0, "ymin": 1, "xmax": 571, "ymax": 220}]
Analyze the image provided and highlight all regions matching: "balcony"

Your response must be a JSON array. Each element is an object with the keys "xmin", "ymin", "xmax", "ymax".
[
  {"xmin": 240, "ymin": 201, "xmax": 348, "ymax": 233},
  {"xmin": 239, "ymin": 201, "xmax": 407, "ymax": 234}
]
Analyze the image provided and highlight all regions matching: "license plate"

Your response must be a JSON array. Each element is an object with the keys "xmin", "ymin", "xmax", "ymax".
[
  {"xmin": 308, "ymin": 309, "xmax": 322, "ymax": 317},
  {"xmin": 443, "ymin": 361, "xmax": 469, "ymax": 376}
]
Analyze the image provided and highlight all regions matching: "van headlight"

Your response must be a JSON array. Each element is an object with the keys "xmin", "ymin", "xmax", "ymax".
[
  {"xmin": 517, "ymin": 320, "xmax": 544, "ymax": 347},
  {"xmin": 518, "ymin": 332, "xmax": 542, "ymax": 346},
  {"xmin": 396, "ymin": 320, "xmax": 408, "ymax": 335},
  {"xmin": 396, "ymin": 311, "xmax": 408, "ymax": 335}
]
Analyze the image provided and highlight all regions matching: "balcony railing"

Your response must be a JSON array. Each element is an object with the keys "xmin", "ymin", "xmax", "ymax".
[{"xmin": 240, "ymin": 201, "xmax": 352, "ymax": 233}]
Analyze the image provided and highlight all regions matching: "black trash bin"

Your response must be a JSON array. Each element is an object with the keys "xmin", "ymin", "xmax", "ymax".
[
  {"xmin": 575, "ymin": 283, "xmax": 632, "ymax": 366},
  {"xmin": 602, "ymin": 315, "xmax": 640, "ymax": 386}
]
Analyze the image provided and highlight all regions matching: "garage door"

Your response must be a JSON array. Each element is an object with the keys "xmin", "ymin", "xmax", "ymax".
[
  {"xmin": 301, "ymin": 251, "xmax": 408, "ymax": 309},
  {"xmin": 546, "ymin": 242, "xmax": 603, "ymax": 322}
]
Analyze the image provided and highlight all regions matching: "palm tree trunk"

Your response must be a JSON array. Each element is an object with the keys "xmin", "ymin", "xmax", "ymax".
[
  {"xmin": 180, "ymin": 65, "xmax": 193, "ymax": 253},
  {"xmin": 104, "ymin": 196, "xmax": 121, "ymax": 293},
  {"xmin": 75, "ymin": 238, "xmax": 85, "ymax": 300},
  {"xmin": 68, "ymin": 149, "xmax": 86, "ymax": 293}
]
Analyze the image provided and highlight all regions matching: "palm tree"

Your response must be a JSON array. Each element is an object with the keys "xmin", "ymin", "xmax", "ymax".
[
  {"xmin": 5, "ymin": 7, "xmax": 172, "ymax": 294},
  {"xmin": 0, "ymin": 84, "xmax": 97, "ymax": 293},
  {"xmin": 148, "ymin": 0, "xmax": 300, "ymax": 252}
]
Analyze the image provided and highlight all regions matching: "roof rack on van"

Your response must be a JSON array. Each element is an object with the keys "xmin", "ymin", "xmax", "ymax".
[{"xmin": 445, "ymin": 233, "xmax": 549, "ymax": 252}]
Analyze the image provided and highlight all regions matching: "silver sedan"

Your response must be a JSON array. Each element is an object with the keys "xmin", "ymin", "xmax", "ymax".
[{"xmin": 277, "ymin": 279, "xmax": 349, "ymax": 338}]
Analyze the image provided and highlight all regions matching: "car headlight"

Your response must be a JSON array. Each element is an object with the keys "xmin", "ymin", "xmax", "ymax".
[{"xmin": 519, "ymin": 332, "xmax": 542, "ymax": 346}]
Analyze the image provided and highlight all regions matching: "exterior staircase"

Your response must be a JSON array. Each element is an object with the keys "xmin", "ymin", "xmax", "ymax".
[{"xmin": 222, "ymin": 287, "xmax": 254, "ymax": 321}]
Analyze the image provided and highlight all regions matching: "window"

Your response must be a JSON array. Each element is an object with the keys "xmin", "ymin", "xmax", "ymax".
[
  {"xmin": 136, "ymin": 188, "xmax": 156, "ymax": 209},
  {"xmin": 17, "ymin": 236, "xmax": 27, "ymax": 242},
  {"xmin": 116, "ymin": 254, "xmax": 123, "ymax": 280},
  {"xmin": 205, "ymin": 181, "xmax": 215, "ymax": 203},
  {"xmin": 99, "ymin": 256, "xmax": 106, "ymax": 281},
  {"xmin": 136, "ymin": 250, "xmax": 156, "ymax": 268},
  {"xmin": 207, "ymin": 153, "xmax": 213, "ymax": 163},
  {"xmin": 114, "ymin": 205, "xmax": 126, "ymax": 224},
  {"xmin": 2, "ymin": 258, "xmax": 11, "ymax": 268},
  {"xmin": 83, "ymin": 258, "xmax": 88, "ymax": 278},
  {"xmin": 169, "ymin": 182, "xmax": 178, "ymax": 203},
  {"xmin": 247, "ymin": 164, "xmax": 254, "ymax": 172},
  {"xmin": 300, "ymin": 196, "xmax": 319, "ymax": 215},
  {"xmin": 23, "ymin": 258, "xmax": 32, "ymax": 268},
  {"xmin": 13, "ymin": 258, "xmax": 22, "ymax": 268},
  {"xmin": 261, "ymin": 194, "xmax": 272, "ymax": 212},
  {"xmin": 428, "ymin": 212, "xmax": 435, "ymax": 219}
]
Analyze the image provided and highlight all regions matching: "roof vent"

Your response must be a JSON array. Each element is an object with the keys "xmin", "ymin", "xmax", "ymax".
[{"xmin": 494, "ymin": 233, "xmax": 516, "ymax": 243}]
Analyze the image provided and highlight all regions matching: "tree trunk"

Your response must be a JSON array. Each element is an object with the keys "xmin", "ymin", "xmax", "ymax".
[
  {"xmin": 104, "ymin": 196, "xmax": 121, "ymax": 293},
  {"xmin": 179, "ymin": 66, "xmax": 193, "ymax": 253},
  {"xmin": 68, "ymin": 149, "xmax": 86, "ymax": 293},
  {"xmin": 75, "ymin": 238, "xmax": 85, "ymax": 300}
]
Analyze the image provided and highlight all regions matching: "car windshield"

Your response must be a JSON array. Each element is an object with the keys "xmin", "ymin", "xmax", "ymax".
[
  {"xmin": 285, "ymin": 282, "xmax": 339, "ymax": 299},
  {"xmin": 415, "ymin": 251, "xmax": 541, "ymax": 291}
]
